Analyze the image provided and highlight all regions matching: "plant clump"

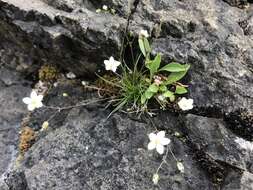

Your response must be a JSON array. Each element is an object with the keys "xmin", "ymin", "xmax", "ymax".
[
  {"xmin": 38, "ymin": 64, "xmax": 60, "ymax": 82},
  {"xmin": 96, "ymin": 30, "xmax": 193, "ymax": 115}
]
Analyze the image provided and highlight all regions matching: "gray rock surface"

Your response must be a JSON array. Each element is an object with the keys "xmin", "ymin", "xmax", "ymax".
[
  {"xmin": 2, "ymin": 86, "xmax": 217, "ymax": 190},
  {"xmin": 133, "ymin": 0, "xmax": 253, "ymax": 113},
  {"xmin": 0, "ymin": 67, "xmax": 31, "ymax": 188},
  {"xmin": 0, "ymin": 0, "xmax": 252, "ymax": 112},
  {"xmin": 2, "ymin": 83, "xmax": 253, "ymax": 189},
  {"xmin": 0, "ymin": 0, "xmax": 253, "ymax": 189}
]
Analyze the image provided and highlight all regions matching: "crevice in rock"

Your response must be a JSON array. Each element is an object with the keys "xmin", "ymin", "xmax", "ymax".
[
  {"xmin": 224, "ymin": 109, "xmax": 253, "ymax": 141},
  {"xmin": 222, "ymin": 0, "xmax": 251, "ymax": 8},
  {"xmin": 0, "ymin": 1, "xmax": 55, "ymax": 27},
  {"xmin": 180, "ymin": 106, "xmax": 253, "ymax": 143},
  {"xmin": 4, "ymin": 171, "xmax": 29, "ymax": 190},
  {"xmin": 238, "ymin": 15, "xmax": 253, "ymax": 36}
]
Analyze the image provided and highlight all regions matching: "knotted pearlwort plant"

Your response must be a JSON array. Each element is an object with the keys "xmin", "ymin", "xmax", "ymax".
[{"xmin": 99, "ymin": 29, "xmax": 193, "ymax": 116}]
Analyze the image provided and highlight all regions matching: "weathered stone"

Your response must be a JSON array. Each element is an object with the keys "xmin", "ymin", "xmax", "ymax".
[
  {"xmin": 0, "ymin": 67, "xmax": 31, "ymax": 187},
  {"xmin": 1, "ymin": 0, "xmax": 252, "ymax": 113},
  {"xmin": 222, "ymin": 170, "xmax": 253, "ymax": 190},
  {"xmin": 0, "ymin": 0, "xmax": 253, "ymax": 189},
  {"xmin": 184, "ymin": 114, "xmax": 253, "ymax": 172},
  {"xmin": 3, "ymin": 90, "xmax": 216, "ymax": 189},
  {"xmin": 0, "ymin": 0, "xmax": 125, "ymax": 77}
]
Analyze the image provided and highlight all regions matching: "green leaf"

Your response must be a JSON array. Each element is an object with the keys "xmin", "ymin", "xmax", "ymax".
[
  {"xmin": 160, "ymin": 63, "xmax": 190, "ymax": 72},
  {"xmin": 165, "ymin": 70, "xmax": 188, "ymax": 85},
  {"xmin": 169, "ymin": 94, "xmax": 176, "ymax": 102},
  {"xmin": 175, "ymin": 86, "xmax": 188, "ymax": 94},
  {"xmin": 163, "ymin": 90, "xmax": 175, "ymax": 102},
  {"xmin": 144, "ymin": 90, "xmax": 154, "ymax": 99},
  {"xmin": 138, "ymin": 38, "xmax": 146, "ymax": 57},
  {"xmin": 143, "ymin": 38, "xmax": 151, "ymax": 54},
  {"xmin": 141, "ymin": 94, "xmax": 147, "ymax": 104},
  {"xmin": 146, "ymin": 53, "xmax": 161, "ymax": 77},
  {"xmin": 148, "ymin": 84, "xmax": 159, "ymax": 93},
  {"xmin": 107, "ymin": 98, "xmax": 127, "ymax": 119},
  {"xmin": 163, "ymin": 90, "xmax": 174, "ymax": 98},
  {"xmin": 159, "ymin": 85, "xmax": 167, "ymax": 92}
]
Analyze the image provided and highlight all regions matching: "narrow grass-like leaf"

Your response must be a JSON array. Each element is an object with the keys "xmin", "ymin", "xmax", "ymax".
[
  {"xmin": 107, "ymin": 98, "xmax": 128, "ymax": 119},
  {"xmin": 143, "ymin": 38, "xmax": 151, "ymax": 54},
  {"xmin": 138, "ymin": 38, "xmax": 146, "ymax": 57},
  {"xmin": 141, "ymin": 94, "xmax": 147, "ymax": 104}
]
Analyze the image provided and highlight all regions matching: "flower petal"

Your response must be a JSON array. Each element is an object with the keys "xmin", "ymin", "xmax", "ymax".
[
  {"xmin": 148, "ymin": 133, "xmax": 157, "ymax": 141},
  {"xmin": 28, "ymin": 104, "xmax": 35, "ymax": 111},
  {"xmin": 188, "ymin": 98, "xmax": 194, "ymax": 105},
  {"xmin": 148, "ymin": 142, "xmax": 156, "ymax": 150},
  {"xmin": 157, "ymin": 131, "xmax": 165, "ymax": 138},
  {"xmin": 36, "ymin": 101, "xmax": 43, "ymax": 108},
  {"xmin": 104, "ymin": 60, "xmax": 110, "ymax": 70},
  {"xmin": 114, "ymin": 60, "xmax": 121, "ymax": 67},
  {"xmin": 111, "ymin": 66, "xmax": 117, "ymax": 73},
  {"xmin": 109, "ymin": 56, "xmax": 114, "ymax": 62},
  {"xmin": 37, "ymin": 95, "xmax": 43, "ymax": 102},
  {"xmin": 160, "ymin": 137, "xmax": 171, "ymax": 145},
  {"xmin": 156, "ymin": 144, "xmax": 164, "ymax": 154},
  {"xmin": 22, "ymin": 97, "xmax": 31, "ymax": 104},
  {"xmin": 30, "ymin": 91, "xmax": 37, "ymax": 99}
]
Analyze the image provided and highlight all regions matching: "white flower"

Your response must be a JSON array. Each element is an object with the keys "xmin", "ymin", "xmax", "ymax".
[
  {"xmin": 104, "ymin": 56, "xmax": 121, "ymax": 72},
  {"xmin": 81, "ymin": 81, "xmax": 88, "ymax": 86},
  {"xmin": 148, "ymin": 131, "xmax": 171, "ymax": 154},
  {"xmin": 139, "ymin": 29, "xmax": 149, "ymax": 38},
  {"xmin": 22, "ymin": 91, "xmax": 43, "ymax": 111},
  {"xmin": 177, "ymin": 97, "xmax": 194, "ymax": 111},
  {"xmin": 96, "ymin": 9, "xmax": 101, "ymax": 13},
  {"xmin": 41, "ymin": 121, "xmax": 49, "ymax": 131},
  {"xmin": 152, "ymin": 173, "xmax": 159, "ymax": 185},
  {"xmin": 177, "ymin": 161, "xmax": 184, "ymax": 173},
  {"xmin": 102, "ymin": 5, "xmax": 108, "ymax": 11},
  {"xmin": 66, "ymin": 72, "xmax": 76, "ymax": 79}
]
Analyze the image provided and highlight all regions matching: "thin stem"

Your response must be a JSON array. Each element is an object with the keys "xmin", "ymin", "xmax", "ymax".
[
  {"xmin": 44, "ymin": 98, "xmax": 109, "ymax": 111},
  {"xmin": 155, "ymin": 146, "xmax": 169, "ymax": 174},
  {"xmin": 84, "ymin": 85, "xmax": 115, "ymax": 93},
  {"xmin": 168, "ymin": 146, "xmax": 178, "ymax": 162},
  {"xmin": 42, "ymin": 98, "xmax": 110, "ymax": 127}
]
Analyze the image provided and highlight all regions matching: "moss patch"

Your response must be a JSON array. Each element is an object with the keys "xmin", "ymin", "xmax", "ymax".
[
  {"xmin": 38, "ymin": 64, "xmax": 60, "ymax": 82},
  {"xmin": 19, "ymin": 127, "xmax": 36, "ymax": 154}
]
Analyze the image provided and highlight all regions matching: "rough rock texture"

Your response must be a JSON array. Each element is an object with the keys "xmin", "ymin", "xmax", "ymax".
[
  {"xmin": 2, "ymin": 83, "xmax": 253, "ymax": 189},
  {"xmin": 0, "ymin": 67, "xmax": 31, "ymax": 188},
  {"xmin": 0, "ymin": 0, "xmax": 253, "ymax": 189},
  {"xmin": 132, "ymin": 0, "xmax": 253, "ymax": 113},
  {"xmin": 0, "ymin": 0, "xmax": 125, "ymax": 77},
  {"xmin": 0, "ymin": 0, "xmax": 252, "ymax": 112}
]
